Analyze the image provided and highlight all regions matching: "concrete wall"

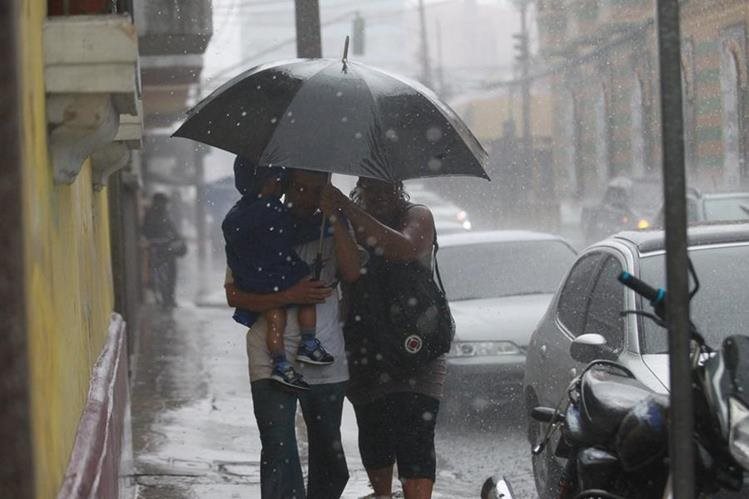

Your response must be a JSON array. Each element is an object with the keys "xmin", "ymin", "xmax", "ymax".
[{"xmin": 19, "ymin": 2, "xmax": 117, "ymax": 497}]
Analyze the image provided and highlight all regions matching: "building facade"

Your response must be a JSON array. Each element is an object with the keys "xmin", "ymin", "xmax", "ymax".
[{"xmin": 536, "ymin": 0, "xmax": 749, "ymax": 201}]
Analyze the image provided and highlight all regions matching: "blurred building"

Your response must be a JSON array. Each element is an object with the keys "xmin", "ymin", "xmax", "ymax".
[
  {"xmin": 536, "ymin": 0, "xmax": 749, "ymax": 201},
  {"xmin": 447, "ymin": 87, "xmax": 557, "ymax": 228}
]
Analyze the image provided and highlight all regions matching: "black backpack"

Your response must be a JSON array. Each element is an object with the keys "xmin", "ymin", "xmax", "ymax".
[{"xmin": 344, "ymin": 233, "xmax": 455, "ymax": 379}]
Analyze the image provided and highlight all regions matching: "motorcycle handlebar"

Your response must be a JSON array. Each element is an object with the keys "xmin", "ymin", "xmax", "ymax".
[{"xmin": 618, "ymin": 271, "xmax": 666, "ymax": 306}]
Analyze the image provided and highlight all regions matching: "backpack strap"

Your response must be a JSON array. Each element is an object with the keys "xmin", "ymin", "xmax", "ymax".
[
  {"xmin": 405, "ymin": 203, "xmax": 448, "ymax": 296},
  {"xmin": 432, "ymin": 229, "xmax": 448, "ymax": 296}
]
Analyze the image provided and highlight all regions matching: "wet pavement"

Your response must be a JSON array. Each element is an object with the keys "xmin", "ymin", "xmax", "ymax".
[{"xmin": 127, "ymin": 263, "xmax": 535, "ymax": 498}]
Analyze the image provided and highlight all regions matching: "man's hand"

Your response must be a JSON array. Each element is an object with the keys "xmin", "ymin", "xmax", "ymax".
[{"xmin": 282, "ymin": 276, "xmax": 333, "ymax": 304}]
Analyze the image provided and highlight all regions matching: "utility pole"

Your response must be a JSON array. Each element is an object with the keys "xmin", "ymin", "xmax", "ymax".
[
  {"xmin": 513, "ymin": 0, "xmax": 532, "ymax": 212},
  {"xmin": 295, "ymin": 0, "xmax": 322, "ymax": 58},
  {"xmin": 656, "ymin": 0, "xmax": 693, "ymax": 496},
  {"xmin": 418, "ymin": 0, "xmax": 432, "ymax": 88},
  {"xmin": 435, "ymin": 20, "xmax": 445, "ymax": 96}
]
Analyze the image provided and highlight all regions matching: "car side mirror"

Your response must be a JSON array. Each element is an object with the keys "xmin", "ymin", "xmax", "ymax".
[{"xmin": 570, "ymin": 334, "xmax": 612, "ymax": 363}]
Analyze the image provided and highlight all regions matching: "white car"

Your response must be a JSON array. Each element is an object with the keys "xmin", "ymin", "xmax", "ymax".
[
  {"xmin": 406, "ymin": 183, "xmax": 472, "ymax": 233},
  {"xmin": 436, "ymin": 231, "xmax": 577, "ymax": 416}
]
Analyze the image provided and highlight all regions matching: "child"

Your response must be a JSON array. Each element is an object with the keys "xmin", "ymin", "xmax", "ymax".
[{"xmin": 222, "ymin": 160, "xmax": 334, "ymax": 390}]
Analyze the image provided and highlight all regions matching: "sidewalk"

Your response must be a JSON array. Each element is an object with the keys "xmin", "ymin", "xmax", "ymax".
[{"xmin": 128, "ymin": 299, "xmax": 380, "ymax": 498}]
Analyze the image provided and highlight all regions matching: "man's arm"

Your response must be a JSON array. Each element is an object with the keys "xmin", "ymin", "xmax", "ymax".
[{"xmin": 225, "ymin": 277, "xmax": 333, "ymax": 312}]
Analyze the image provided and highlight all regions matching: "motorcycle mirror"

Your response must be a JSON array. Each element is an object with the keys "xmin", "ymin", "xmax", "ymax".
[
  {"xmin": 570, "ymin": 333, "xmax": 612, "ymax": 363},
  {"xmin": 481, "ymin": 475, "xmax": 515, "ymax": 499}
]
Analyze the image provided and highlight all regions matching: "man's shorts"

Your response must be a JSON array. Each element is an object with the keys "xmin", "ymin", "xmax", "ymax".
[{"xmin": 352, "ymin": 391, "xmax": 440, "ymax": 481}]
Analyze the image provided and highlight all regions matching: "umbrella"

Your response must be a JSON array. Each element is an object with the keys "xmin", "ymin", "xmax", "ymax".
[
  {"xmin": 173, "ymin": 40, "xmax": 489, "ymax": 182},
  {"xmin": 175, "ymin": 39, "xmax": 489, "ymax": 279}
]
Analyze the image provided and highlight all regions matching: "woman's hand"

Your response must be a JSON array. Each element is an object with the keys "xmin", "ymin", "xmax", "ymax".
[
  {"xmin": 282, "ymin": 276, "xmax": 334, "ymax": 304},
  {"xmin": 320, "ymin": 184, "xmax": 350, "ymax": 220}
]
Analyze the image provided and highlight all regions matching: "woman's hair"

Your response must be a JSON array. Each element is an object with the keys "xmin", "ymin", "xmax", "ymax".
[{"xmin": 350, "ymin": 178, "xmax": 410, "ymax": 226}]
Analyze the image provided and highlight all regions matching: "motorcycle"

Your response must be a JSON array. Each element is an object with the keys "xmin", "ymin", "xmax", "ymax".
[{"xmin": 482, "ymin": 264, "xmax": 749, "ymax": 499}]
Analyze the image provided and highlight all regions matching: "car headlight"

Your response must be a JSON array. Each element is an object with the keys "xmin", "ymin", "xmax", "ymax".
[
  {"xmin": 729, "ymin": 396, "xmax": 749, "ymax": 469},
  {"xmin": 449, "ymin": 341, "xmax": 521, "ymax": 357},
  {"xmin": 637, "ymin": 219, "xmax": 651, "ymax": 230},
  {"xmin": 462, "ymin": 220, "xmax": 472, "ymax": 230}
]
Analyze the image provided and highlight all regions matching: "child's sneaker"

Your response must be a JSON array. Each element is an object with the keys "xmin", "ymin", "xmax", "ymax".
[
  {"xmin": 271, "ymin": 362, "xmax": 310, "ymax": 390},
  {"xmin": 297, "ymin": 338, "xmax": 335, "ymax": 365}
]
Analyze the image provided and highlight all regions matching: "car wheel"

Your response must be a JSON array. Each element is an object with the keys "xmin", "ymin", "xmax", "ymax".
[{"xmin": 526, "ymin": 393, "xmax": 562, "ymax": 499}]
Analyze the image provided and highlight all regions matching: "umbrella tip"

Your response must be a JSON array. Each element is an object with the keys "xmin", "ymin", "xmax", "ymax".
[{"xmin": 342, "ymin": 36, "xmax": 350, "ymax": 71}]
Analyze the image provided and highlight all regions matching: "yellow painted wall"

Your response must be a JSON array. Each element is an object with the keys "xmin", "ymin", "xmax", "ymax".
[{"xmin": 19, "ymin": 2, "xmax": 116, "ymax": 497}]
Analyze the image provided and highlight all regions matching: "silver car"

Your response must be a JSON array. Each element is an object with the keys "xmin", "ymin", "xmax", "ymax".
[
  {"xmin": 436, "ymin": 231, "xmax": 577, "ymax": 417},
  {"xmin": 523, "ymin": 222, "xmax": 749, "ymax": 497}
]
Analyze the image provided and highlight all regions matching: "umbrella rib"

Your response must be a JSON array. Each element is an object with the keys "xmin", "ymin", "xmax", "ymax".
[
  {"xmin": 350, "ymin": 63, "xmax": 397, "ymax": 181},
  {"xmin": 258, "ymin": 60, "xmax": 342, "ymax": 167}
]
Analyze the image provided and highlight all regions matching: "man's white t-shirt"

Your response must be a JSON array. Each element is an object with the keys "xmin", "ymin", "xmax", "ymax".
[{"xmin": 226, "ymin": 236, "xmax": 349, "ymax": 385}]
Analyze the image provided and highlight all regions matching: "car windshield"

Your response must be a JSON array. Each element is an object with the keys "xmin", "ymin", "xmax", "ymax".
[
  {"xmin": 703, "ymin": 196, "xmax": 749, "ymax": 222},
  {"xmin": 437, "ymin": 240, "xmax": 576, "ymax": 301},
  {"xmin": 639, "ymin": 244, "xmax": 749, "ymax": 353}
]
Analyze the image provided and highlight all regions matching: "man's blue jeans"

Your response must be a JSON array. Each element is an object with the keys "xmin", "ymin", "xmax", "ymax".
[{"xmin": 251, "ymin": 379, "xmax": 349, "ymax": 498}]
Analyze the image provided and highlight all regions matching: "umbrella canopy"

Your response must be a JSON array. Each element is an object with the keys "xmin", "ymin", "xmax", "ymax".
[{"xmin": 173, "ymin": 58, "xmax": 489, "ymax": 182}]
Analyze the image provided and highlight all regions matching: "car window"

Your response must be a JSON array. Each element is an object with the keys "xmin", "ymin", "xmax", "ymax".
[
  {"xmin": 639, "ymin": 244, "xmax": 749, "ymax": 353},
  {"xmin": 583, "ymin": 256, "xmax": 625, "ymax": 350},
  {"xmin": 703, "ymin": 196, "xmax": 749, "ymax": 222},
  {"xmin": 556, "ymin": 252, "xmax": 606, "ymax": 336},
  {"xmin": 437, "ymin": 240, "xmax": 577, "ymax": 300}
]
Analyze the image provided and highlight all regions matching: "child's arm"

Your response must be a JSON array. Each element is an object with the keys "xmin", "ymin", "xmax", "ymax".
[{"xmin": 225, "ymin": 277, "xmax": 333, "ymax": 312}]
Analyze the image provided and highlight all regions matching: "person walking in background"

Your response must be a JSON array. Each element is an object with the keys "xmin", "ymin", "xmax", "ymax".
[
  {"xmin": 222, "ymin": 159, "xmax": 335, "ymax": 391},
  {"xmin": 225, "ymin": 168, "xmax": 362, "ymax": 498},
  {"xmin": 142, "ymin": 192, "xmax": 185, "ymax": 308},
  {"xmin": 323, "ymin": 178, "xmax": 445, "ymax": 499}
]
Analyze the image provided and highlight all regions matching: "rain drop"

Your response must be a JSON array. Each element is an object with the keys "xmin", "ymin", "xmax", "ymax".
[
  {"xmin": 426, "ymin": 126, "xmax": 442, "ymax": 142},
  {"xmin": 407, "ymin": 297, "xmax": 418, "ymax": 307},
  {"xmin": 336, "ymin": 91, "xmax": 343, "ymax": 97},
  {"xmin": 354, "ymin": 132, "xmax": 363, "ymax": 139},
  {"xmin": 241, "ymin": 111, "xmax": 248, "ymax": 117},
  {"xmin": 428, "ymin": 158, "xmax": 442, "ymax": 171},
  {"xmin": 341, "ymin": 116, "xmax": 348, "ymax": 123},
  {"xmin": 354, "ymin": 315, "xmax": 361, "ymax": 322},
  {"xmin": 385, "ymin": 129, "xmax": 398, "ymax": 141},
  {"xmin": 271, "ymin": 117, "xmax": 278, "ymax": 124},
  {"xmin": 422, "ymin": 411, "xmax": 434, "ymax": 422},
  {"xmin": 273, "ymin": 286, "xmax": 279, "ymax": 292},
  {"xmin": 366, "ymin": 236, "xmax": 377, "ymax": 247}
]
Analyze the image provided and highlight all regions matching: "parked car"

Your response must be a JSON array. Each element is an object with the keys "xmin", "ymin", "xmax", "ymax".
[
  {"xmin": 523, "ymin": 222, "xmax": 749, "ymax": 498},
  {"xmin": 582, "ymin": 176, "xmax": 662, "ymax": 243},
  {"xmin": 406, "ymin": 182, "xmax": 473, "ymax": 234},
  {"xmin": 437, "ymin": 231, "xmax": 577, "ymax": 417},
  {"xmin": 654, "ymin": 189, "xmax": 749, "ymax": 226}
]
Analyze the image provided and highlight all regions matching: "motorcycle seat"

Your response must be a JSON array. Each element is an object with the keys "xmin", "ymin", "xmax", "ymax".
[{"xmin": 580, "ymin": 367, "xmax": 653, "ymax": 442}]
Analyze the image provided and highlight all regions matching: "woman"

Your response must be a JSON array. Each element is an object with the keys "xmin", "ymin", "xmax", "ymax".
[{"xmin": 322, "ymin": 178, "xmax": 446, "ymax": 499}]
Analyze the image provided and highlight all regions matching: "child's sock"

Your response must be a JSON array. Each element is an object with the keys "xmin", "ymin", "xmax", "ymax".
[
  {"xmin": 272, "ymin": 352, "xmax": 288, "ymax": 367},
  {"xmin": 300, "ymin": 329, "xmax": 316, "ymax": 344}
]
